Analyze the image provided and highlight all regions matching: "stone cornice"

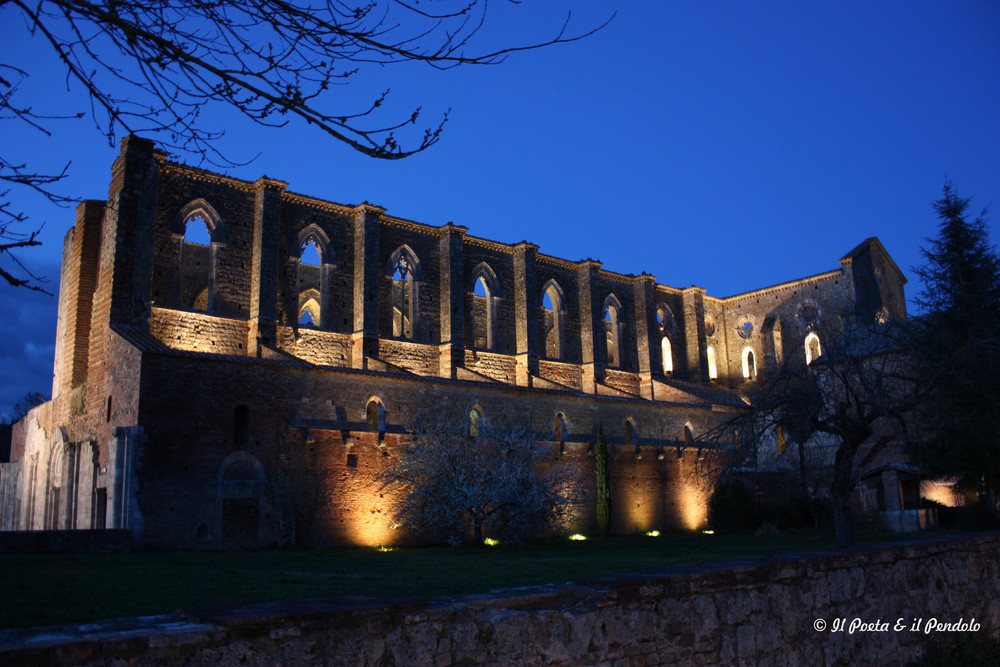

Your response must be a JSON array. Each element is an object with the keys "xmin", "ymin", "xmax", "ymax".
[
  {"xmin": 254, "ymin": 176, "xmax": 288, "ymax": 192},
  {"xmin": 653, "ymin": 283, "xmax": 685, "ymax": 297},
  {"xmin": 439, "ymin": 222, "xmax": 469, "ymax": 237},
  {"xmin": 632, "ymin": 272, "xmax": 658, "ymax": 285},
  {"xmin": 536, "ymin": 253, "xmax": 581, "ymax": 271},
  {"xmin": 463, "ymin": 234, "xmax": 517, "ymax": 255},
  {"xmin": 281, "ymin": 191, "xmax": 355, "ymax": 215},
  {"xmin": 161, "ymin": 161, "xmax": 256, "ymax": 193},
  {"xmin": 380, "ymin": 214, "xmax": 438, "ymax": 236},
  {"xmin": 354, "ymin": 203, "xmax": 387, "ymax": 217},
  {"xmin": 598, "ymin": 269, "xmax": 639, "ymax": 285}
]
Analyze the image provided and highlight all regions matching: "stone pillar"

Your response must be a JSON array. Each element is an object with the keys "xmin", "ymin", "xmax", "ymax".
[
  {"xmin": 513, "ymin": 242, "xmax": 540, "ymax": 386},
  {"xmin": 105, "ymin": 136, "xmax": 160, "ymax": 330},
  {"xmin": 85, "ymin": 137, "xmax": 159, "ymax": 421},
  {"xmin": 352, "ymin": 204, "xmax": 384, "ymax": 369},
  {"xmin": 881, "ymin": 469, "xmax": 902, "ymax": 513},
  {"xmin": 632, "ymin": 274, "xmax": 657, "ymax": 399},
  {"xmin": 438, "ymin": 223, "xmax": 467, "ymax": 379},
  {"xmin": 110, "ymin": 426, "xmax": 145, "ymax": 542},
  {"xmin": 681, "ymin": 287, "xmax": 707, "ymax": 380},
  {"xmin": 577, "ymin": 259, "xmax": 603, "ymax": 393},
  {"xmin": 247, "ymin": 177, "xmax": 287, "ymax": 356}
]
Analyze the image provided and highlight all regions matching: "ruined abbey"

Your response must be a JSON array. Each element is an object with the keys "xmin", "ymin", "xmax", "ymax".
[{"xmin": 0, "ymin": 137, "xmax": 908, "ymax": 547}]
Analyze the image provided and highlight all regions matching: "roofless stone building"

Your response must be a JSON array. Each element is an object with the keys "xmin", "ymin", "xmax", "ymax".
[{"xmin": 0, "ymin": 137, "xmax": 907, "ymax": 547}]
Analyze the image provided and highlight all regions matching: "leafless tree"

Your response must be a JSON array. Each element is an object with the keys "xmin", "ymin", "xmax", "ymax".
[
  {"xmin": 1, "ymin": 1, "xmax": 610, "ymax": 289},
  {"xmin": 376, "ymin": 413, "xmax": 586, "ymax": 546},
  {"xmin": 1, "ymin": 390, "xmax": 48, "ymax": 423},
  {"xmin": 702, "ymin": 322, "xmax": 921, "ymax": 547}
]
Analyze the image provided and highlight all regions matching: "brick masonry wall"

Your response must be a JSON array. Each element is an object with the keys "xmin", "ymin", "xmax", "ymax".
[
  {"xmin": 3, "ymin": 533, "xmax": 998, "ymax": 666},
  {"xmin": 538, "ymin": 359, "xmax": 584, "ymax": 391},
  {"xmin": 605, "ymin": 368, "xmax": 642, "ymax": 397},
  {"xmin": 132, "ymin": 350, "xmax": 725, "ymax": 548},
  {"xmin": 379, "ymin": 340, "xmax": 440, "ymax": 376},
  {"xmin": 274, "ymin": 326, "xmax": 352, "ymax": 366},
  {"xmin": 463, "ymin": 349, "xmax": 518, "ymax": 384},
  {"xmin": 149, "ymin": 308, "xmax": 248, "ymax": 356}
]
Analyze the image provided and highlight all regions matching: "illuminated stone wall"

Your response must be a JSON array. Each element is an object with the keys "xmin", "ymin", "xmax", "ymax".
[{"xmin": 131, "ymin": 348, "xmax": 725, "ymax": 548}]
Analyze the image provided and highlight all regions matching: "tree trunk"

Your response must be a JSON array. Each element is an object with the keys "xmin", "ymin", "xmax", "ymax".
[
  {"xmin": 473, "ymin": 517, "xmax": 484, "ymax": 547},
  {"xmin": 831, "ymin": 436, "xmax": 861, "ymax": 548},
  {"xmin": 833, "ymin": 493, "xmax": 853, "ymax": 548}
]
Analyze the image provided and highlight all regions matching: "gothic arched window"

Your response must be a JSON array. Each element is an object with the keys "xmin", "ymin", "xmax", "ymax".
[
  {"xmin": 541, "ymin": 280, "xmax": 565, "ymax": 360},
  {"xmin": 366, "ymin": 398, "xmax": 386, "ymax": 432},
  {"xmin": 173, "ymin": 199, "xmax": 225, "ymax": 313},
  {"xmin": 470, "ymin": 263, "xmax": 500, "ymax": 351},
  {"xmin": 603, "ymin": 295, "xmax": 623, "ymax": 368},
  {"xmin": 742, "ymin": 347, "xmax": 757, "ymax": 380},
  {"xmin": 469, "ymin": 407, "xmax": 482, "ymax": 437},
  {"xmin": 805, "ymin": 332, "xmax": 822, "ymax": 365},
  {"xmin": 387, "ymin": 246, "xmax": 421, "ymax": 340}
]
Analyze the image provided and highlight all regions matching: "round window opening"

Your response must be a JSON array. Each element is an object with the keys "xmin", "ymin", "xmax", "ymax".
[
  {"xmin": 797, "ymin": 300, "xmax": 820, "ymax": 327},
  {"xmin": 736, "ymin": 317, "xmax": 754, "ymax": 340},
  {"xmin": 705, "ymin": 316, "xmax": 716, "ymax": 338},
  {"xmin": 656, "ymin": 304, "xmax": 674, "ymax": 331}
]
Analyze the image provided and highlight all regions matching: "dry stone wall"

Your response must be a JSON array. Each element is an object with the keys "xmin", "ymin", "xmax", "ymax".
[{"xmin": 2, "ymin": 534, "xmax": 997, "ymax": 666}]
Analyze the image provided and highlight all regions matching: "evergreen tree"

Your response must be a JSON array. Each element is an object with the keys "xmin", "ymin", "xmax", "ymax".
[
  {"xmin": 595, "ymin": 425, "xmax": 611, "ymax": 538},
  {"xmin": 912, "ymin": 182, "xmax": 1000, "ymax": 506},
  {"xmin": 915, "ymin": 182, "xmax": 1000, "ymax": 332}
]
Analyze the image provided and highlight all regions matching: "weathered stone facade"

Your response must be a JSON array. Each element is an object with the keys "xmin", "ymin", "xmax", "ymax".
[{"xmin": 0, "ymin": 137, "xmax": 907, "ymax": 548}]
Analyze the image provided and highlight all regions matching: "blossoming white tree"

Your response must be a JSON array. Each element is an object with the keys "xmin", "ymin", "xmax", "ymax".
[{"xmin": 376, "ymin": 413, "xmax": 585, "ymax": 546}]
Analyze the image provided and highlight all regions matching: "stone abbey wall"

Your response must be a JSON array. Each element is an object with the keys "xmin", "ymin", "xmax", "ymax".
[
  {"xmin": 1, "ymin": 136, "xmax": 909, "ymax": 548},
  {"xmin": 131, "ymin": 347, "xmax": 724, "ymax": 548},
  {"xmin": 2, "ymin": 534, "xmax": 996, "ymax": 665}
]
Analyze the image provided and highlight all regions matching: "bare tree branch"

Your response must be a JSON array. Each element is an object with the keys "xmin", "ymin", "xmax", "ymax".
[
  {"xmin": 699, "ymin": 321, "xmax": 921, "ymax": 547},
  {"xmin": 0, "ymin": 0, "xmax": 612, "ymax": 290}
]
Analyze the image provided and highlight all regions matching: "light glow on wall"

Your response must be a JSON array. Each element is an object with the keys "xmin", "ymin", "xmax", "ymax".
[
  {"xmin": 921, "ymin": 480, "xmax": 962, "ymax": 508},
  {"xmin": 678, "ymin": 476, "xmax": 710, "ymax": 531}
]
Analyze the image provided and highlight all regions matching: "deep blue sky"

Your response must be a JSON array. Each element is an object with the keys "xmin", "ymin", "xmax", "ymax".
[{"xmin": 2, "ymin": 1, "xmax": 999, "ymax": 416}]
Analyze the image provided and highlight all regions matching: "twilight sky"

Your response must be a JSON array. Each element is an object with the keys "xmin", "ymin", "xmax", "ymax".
[{"xmin": 2, "ymin": 1, "xmax": 999, "ymax": 416}]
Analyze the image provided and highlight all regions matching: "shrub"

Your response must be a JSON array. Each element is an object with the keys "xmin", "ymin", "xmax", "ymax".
[
  {"xmin": 708, "ymin": 477, "xmax": 761, "ymax": 533},
  {"xmin": 759, "ymin": 485, "xmax": 832, "ymax": 529}
]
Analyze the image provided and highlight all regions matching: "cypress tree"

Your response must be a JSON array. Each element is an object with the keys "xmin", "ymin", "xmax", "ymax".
[{"xmin": 595, "ymin": 424, "xmax": 610, "ymax": 537}]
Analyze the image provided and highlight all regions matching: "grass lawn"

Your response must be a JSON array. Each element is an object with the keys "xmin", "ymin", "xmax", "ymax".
[{"xmin": 0, "ymin": 527, "xmax": 913, "ymax": 630}]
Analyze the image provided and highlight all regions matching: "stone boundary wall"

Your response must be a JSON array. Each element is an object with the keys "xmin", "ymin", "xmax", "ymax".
[
  {"xmin": 0, "ymin": 530, "xmax": 131, "ymax": 554},
  {"xmin": 2, "ymin": 533, "xmax": 999, "ymax": 665}
]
